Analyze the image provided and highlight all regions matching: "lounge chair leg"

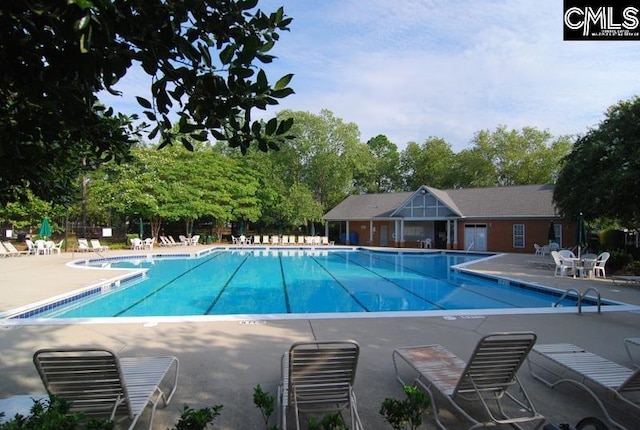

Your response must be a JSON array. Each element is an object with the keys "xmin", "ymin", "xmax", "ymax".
[{"xmin": 528, "ymin": 365, "xmax": 627, "ymax": 430}]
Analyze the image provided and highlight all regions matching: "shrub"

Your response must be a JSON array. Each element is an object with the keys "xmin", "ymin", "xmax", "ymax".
[
  {"xmin": 0, "ymin": 397, "xmax": 113, "ymax": 430},
  {"xmin": 379, "ymin": 385, "xmax": 431, "ymax": 430}
]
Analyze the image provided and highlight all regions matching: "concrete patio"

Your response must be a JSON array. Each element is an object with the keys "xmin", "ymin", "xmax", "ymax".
[{"xmin": 1, "ymin": 247, "xmax": 640, "ymax": 429}]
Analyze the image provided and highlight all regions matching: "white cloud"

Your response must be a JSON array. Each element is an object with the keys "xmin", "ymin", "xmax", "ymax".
[{"xmin": 103, "ymin": 0, "xmax": 640, "ymax": 151}]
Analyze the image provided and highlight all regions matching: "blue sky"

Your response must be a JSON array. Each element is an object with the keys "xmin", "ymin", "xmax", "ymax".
[{"xmin": 100, "ymin": 0, "xmax": 640, "ymax": 152}]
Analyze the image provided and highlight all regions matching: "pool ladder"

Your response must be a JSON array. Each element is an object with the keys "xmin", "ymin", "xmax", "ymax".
[{"xmin": 553, "ymin": 287, "xmax": 601, "ymax": 314}]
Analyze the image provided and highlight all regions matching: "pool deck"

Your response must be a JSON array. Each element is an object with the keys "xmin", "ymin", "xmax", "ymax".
[{"xmin": 2, "ymin": 246, "xmax": 640, "ymax": 429}]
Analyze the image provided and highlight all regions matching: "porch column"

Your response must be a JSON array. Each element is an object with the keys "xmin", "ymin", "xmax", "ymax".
[
  {"xmin": 369, "ymin": 220, "xmax": 374, "ymax": 245},
  {"xmin": 446, "ymin": 220, "xmax": 451, "ymax": 249},
  {"xmin": 400, "ymin": 219, "xmax": 405, "ymax": 247},
  {"xmin": 345, "ymin": 221, "xmax": 350, "ymax": 245},
  {"xmin": 453, "ymin": 219, "xmax": 458, "ymax": 249}
]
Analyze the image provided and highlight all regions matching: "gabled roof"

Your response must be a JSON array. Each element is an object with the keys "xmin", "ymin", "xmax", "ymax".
[
  {"xmin": 323, "ymin": 184, "xmax": 558, "ymax": 221},
  {"xmin": 323, "ymin": 192, "xmax": 413, "ymax": 220},
  {"xmin": 446, "ymin": 184, "xmax": 557, "ymax": 218}
]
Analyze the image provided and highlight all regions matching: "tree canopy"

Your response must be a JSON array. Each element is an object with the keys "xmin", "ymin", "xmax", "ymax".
[
  {"xmin": 554, "ymin": 96, "xmax": 640, "ymax": 226},
  {"xmin": 0, "ymin": 0, "xmax": 294, "ymax": 205}
]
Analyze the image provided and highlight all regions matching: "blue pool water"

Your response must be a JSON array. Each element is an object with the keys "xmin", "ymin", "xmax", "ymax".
[{"xmin": 30, "ymin": 249, "xmax": 610, "ymax": 319}]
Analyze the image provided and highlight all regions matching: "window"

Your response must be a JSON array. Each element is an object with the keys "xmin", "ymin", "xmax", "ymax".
[{"xmin": 513, "ymin": 224, "xmax": 525, "ymax": 248}]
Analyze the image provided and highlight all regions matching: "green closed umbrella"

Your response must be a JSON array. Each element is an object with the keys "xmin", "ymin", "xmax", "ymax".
[
  {"xmin": 39, "ymin": 217, "xmax": 52, "ymax": 240},
  {"xmin": 547, "ymin": 220, "xmax": 556, "ymax": 244},
  {"xmin": 575, "ymin": 213, "xmax": 588, "ymax": 258}
]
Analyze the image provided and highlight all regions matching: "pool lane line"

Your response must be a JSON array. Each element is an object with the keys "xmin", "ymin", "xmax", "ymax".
[
  {"xmin": 331, "ymin": 252, "xmax": 446, "ymax": 310},
  {"xmin": 113, "ymin": 253, "xmax": 225, "ymax": 317},
  {"xmin": 308, "ymin": 256, "xmax": 370, "ymax": 312},
  {"xmin": 204, "ymin": 255, "xmax": 250, "ymax": 315},
  {"xmin": 353, "ymin": 252, "xmax": 531, "ymax": 309},
  {"xmin": 278, "ymin": 254, "xmax": 292, "ymax": 313}
]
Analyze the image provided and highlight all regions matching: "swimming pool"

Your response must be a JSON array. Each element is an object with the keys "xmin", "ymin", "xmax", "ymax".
[{"xmin": 4, "ymin": 248, "xmax": 621, "ymax": 321}]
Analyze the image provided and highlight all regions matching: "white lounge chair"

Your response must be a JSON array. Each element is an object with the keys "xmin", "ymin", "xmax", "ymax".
[
  {"xmin": 34, "ymin": 348, "xmax": 179, "ymax": 430},
  {"xmin": 281, "ymin": 235, "xmax": 289, "ymax": 246},
  {"xmin": 0, "ymin": 242, "xmax": 10, "ymax": 257},
  {"xmin": 278, "ymin": 340, "xmax": 362, "ymax": 430},
  {"xmin": 91, "ymin": 239, "xmax": 109, "ymax": 252},
  {"xmin": 262, "ymin": 235, "xmax": 269, "ymax": 245},
  {"xmin": 253, "ymin": 235, "xmax": 261, "ymax": 245},
  {"xmin": 2, "ymin": 241, "xmax": 29, "ymax": 256},
  {"xmin": 612, "ymin": 276, "xmax": 640, "ymax": 288},
  {"xmin": 528, "ymin": 343, "xmax": 640, "ymax": 429},
  {"xmin": 190, "ymin": 235, "xmax": 200, "ymax": 245},
  {"xmin": 77, "ymin": 238, "xmax": 92, "ymax": 252},
  {"xmin": 393, "ymin": 332, "xmax": 543, "ymax": 429},
  {"xmin": 625, "ymin": 337, "xmax": 640, "ymax": 369}
]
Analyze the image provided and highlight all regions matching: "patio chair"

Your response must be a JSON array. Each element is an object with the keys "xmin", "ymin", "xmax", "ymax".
[
  {"xmin": 49, "ymin": 239, "xmax": 64, "ymax": 254},
  {"xmin": 131, "ymin": 238, "xmax": 143, "ymax": 250},
  {"xmin": 190, "ymin": 234, "xmax": 200, "ymax": 245},
  {"xmin": 253, "ymin": 235, "xmax": 261, "ymax": 245},
  {"xmin": 262, "ymin": 235, "xmax": 269, "ymax": 245},
  {"xmin": 551, "ymin": 250, "xmax": 577, "ymax": 277},
  {"xmin": 594, "ymin": 252, "xmax": 610, "ymax": 278},
  {"xmin": 392, "ymin": 332, "xmax": 543, "ymax": 429},
  {"xmin": 277, "ymin": 340, "xmax": 363, "ymax": 430},
  {"xmin": 527, "ymin": 343, "xmax": 640, "ymax": 429},
  {"xmin": 534, "ymin": 243, "xmax": 544, "ymax": 257},
  {"xmin": 35, "ymin": 239, "xmax": 50, "ymax": 255},
  {"xmin": 25, "ymin": 239, "xmax": 36, "ymax": 254},
  {"xmin": 33, "ymin": 348, "xmax": 179, "ymax": 430}
]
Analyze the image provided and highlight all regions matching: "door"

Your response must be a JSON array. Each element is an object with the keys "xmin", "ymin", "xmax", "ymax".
[
  {"xmin": 380, "ymin": 225, "xmax": 388, "ymax": 246},
  {"xmin": 464, "ymin": 225, "xmax": 487, "ymax": 251}
]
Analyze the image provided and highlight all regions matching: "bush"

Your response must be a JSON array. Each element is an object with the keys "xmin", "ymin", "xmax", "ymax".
[
  {"xmin": 379, "ymin": 386, "xmax": 431, "ymax": 430},
  {"xmin": 0, "ymin": 397, "xmax": 221, "ymax": 430},
  {"xmin": 0, "ymin": 397, "xmax": 113, "ymax": 430},
  {"xmin": 603, "ymin": 248, "xmax": 634, "ymax": 272}
]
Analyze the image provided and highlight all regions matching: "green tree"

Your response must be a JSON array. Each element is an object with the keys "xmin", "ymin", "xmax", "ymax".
[
  {"xmin": 277, "ymin": 110, "xmax": 362, "ymax": 209},
  {"xmin": 400, "ymin": 138, "xmax": 457, "ymax": 190},
  {"xmin": 1, "ymin": 0, "xmax": 294, "ymax": 205},
  {"xmin": 451, "ymin": 126, "xmax": 571, "ymax": 188},
  {"xmin": 354, "ymin": 135, "xmax": 401, "ymax": 193},
  {"xmin": 554, "ymin": 96, "xmax": 640, "ymax": 225}
]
